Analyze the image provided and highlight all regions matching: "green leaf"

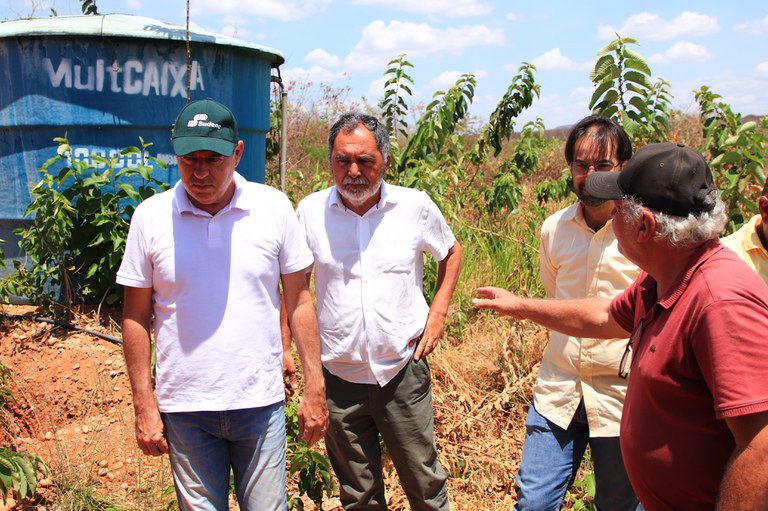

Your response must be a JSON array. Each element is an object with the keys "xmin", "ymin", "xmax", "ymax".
[
  {"xmin": 595, "ymin": 39, "xmax": 619, "ymax": 58},
  {"xmin": 601, "ymin": 89, "xmax": 620, "ymax": 107},
  {"xmin": 588, "ymin": 81, "xmax": 614, "ymax": 110},
  {"xmin": 623, "ymin": 48, "xmax": 648, "ymax": 67},
  {"xmin": 590, "ymin": 54, "xmax": 615, "ymax": 82},
  {"xmin": 713, "ymin": 151, "xmax": 743, "ymax": 165},
  {"xmin": 628, "ymin": 95, "xmax": 649, "ymax": 113},
  {"xmin": 40, "ymin": 155, "xmax": 63, "ymax": 169},
  {"xmin": 623, "ymin": 57, "xmax": 652, "ymax": 76},
  {"xmin": 623, "ymin": 70, "xmax": 654, "ymax": 90},
  {"xmin": 736, "ymin": 121, "xmax": 756, "ymax": 134}
]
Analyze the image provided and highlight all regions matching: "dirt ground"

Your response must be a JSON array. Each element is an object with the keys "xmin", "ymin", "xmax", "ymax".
[
  {"xmin": 0, "ymin": 304, "xmax": 347, "ymax": 510},
  {"xmin": 0, "ymin": 304, "xmax": 173, "ymax": 510},
  {"xmin": 1, "ymin": 303, "xmax": 531, "ymax": 510}
]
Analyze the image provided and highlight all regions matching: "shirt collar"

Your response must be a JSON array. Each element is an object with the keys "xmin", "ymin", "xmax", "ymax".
[
  {"xmin": 656, "ymin": 238, "xmax": 724, "ymax": 310},
  {"xmin": 564, "ymin": 202, "xmax": 613, "ymax": 233},
  {"xmin": 742, "ymin": 215, "xmax": 767, "ymax": 254}
]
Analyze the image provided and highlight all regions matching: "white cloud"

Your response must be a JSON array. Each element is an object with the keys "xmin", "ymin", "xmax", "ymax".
[
  {"xmin": 648, "ymin": 41, "xmax": 712, "ymax": 64},
  {"xmin": 501, "ymin": 62, "xmax": 520, "ymax": 73},
  {"xmin": 218, "ymin": 24, "xmax": 250, "ymax": 39},
  {"xmin": 216, "ymin": 16, "xmax": 251, "ymax": 39},
  {"xmin": 365, "ymin": 76, "xmax": 390, "ymax": 103},
  {"xmin": 735, "ymin": 15, "xmax": 768, "ymax": 35},
  {"xmin": 186, "ymin": 19, "xmax": 251, "ymax": 40},
  {"xmin": 428, "ymin": 71, "xmax": 467, "ymax": 90},
  {"xmin": 425, "ymin": 70, "xmax": 486, "ymax": 92},
  {"xmin": 282, "ymin": 65, "xmax": 347, "ymax": 85},
  {"xmin": 305, "ymin": 49, "xmax": 341, "ymax": 67},
  {"xmin": 598, "ymin": 11, "xmax": 719, "ymax": 41},
  {"xmin": 506, "ymin": 12, "xmax": 520, "ymax": 22},
  {"xmin": 344, "ymin": 20, "xmax": 504, "ymax": 72},
  {"xmin": 126, "ymin": 0, "xmax": 143, "ymax": 9},
  {"xmin": 531, "ymin": 48, "xmax": 592, "ymax": 71},
  {"xmin": 571, "ymin": 86, "xmax": 593, "ymax": 100},
  {"xmin": 352, "ymin": 0, "xmax": 494, "ymax": 18},
  {"xmin": 516, "ymin": 92, "xmax": 591, "ymax": 129},
  {"xmin": 190, "ymin": 0, "xmax": 332, "ymax": 22},
  {"xmin": 669, "ymin": 70, "xmax": 768, "ymax": 117},
  {"xmin": 757, "ymin": 62, "xmax": 768, "ymax": 78},
  {"xmin": 187, "ymin": 20, "xmax": 208, "ymax": 33}
]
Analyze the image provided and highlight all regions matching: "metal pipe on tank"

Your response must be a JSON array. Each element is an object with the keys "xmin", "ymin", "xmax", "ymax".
[{"xmin": 270, "ymin": 74, "xmax": 288, "ymax": 192}]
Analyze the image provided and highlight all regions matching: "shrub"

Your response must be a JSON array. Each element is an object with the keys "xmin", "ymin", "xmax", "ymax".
[{"xmin": 1, "ymin": 135, "xmax": 169, "ymax": 312}]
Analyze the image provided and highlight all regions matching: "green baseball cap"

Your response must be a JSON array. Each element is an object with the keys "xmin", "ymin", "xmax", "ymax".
[{"xmin": 171, "ymin": 99, "xmax": 239, "ymax": 156}]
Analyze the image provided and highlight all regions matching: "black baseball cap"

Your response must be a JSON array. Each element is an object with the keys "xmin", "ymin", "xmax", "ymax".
[
  {"xmin": 585, "ymin": 142, "xmax": 716, "ymax": 217},
  {"xmin": 171, "ymin": 99, "xmax": 239, "ymax": 156}
]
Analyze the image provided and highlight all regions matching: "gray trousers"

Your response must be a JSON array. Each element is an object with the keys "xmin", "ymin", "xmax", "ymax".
[{"xmin": 323, "ymin": 358, "xmax": 450, "ymax": 511}]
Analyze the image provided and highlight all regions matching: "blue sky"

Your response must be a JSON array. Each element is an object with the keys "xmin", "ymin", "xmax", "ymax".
[{"xmin": 2, "ymin": 0, "xmax": 767, "ymax": 129}]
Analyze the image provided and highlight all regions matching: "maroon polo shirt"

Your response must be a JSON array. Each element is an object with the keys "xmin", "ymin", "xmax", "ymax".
[{"xmin": 610, "ymin": 238, "xmax": 768, "ymax": 511}]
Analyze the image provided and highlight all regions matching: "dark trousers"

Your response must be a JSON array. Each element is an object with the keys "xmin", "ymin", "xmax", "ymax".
[{"xmin": 323, "ymin": 359, "xmax": 450, "ymax": 511}]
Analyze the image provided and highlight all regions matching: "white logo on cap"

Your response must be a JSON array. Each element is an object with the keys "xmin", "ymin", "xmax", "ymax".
[{"xmin": 187, "ymin": 113, "xmax": 221, "ymax": 130}]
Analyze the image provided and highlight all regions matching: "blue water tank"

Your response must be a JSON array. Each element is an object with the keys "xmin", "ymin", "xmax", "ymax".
[{"xmin": 0, "ymin": 13, "xmax": 284, "ymax": 270}]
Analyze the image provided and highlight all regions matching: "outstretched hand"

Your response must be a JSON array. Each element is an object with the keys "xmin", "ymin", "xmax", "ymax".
[{"xmin": 472, "ymin": 286, "xmax": 525, "ymax": 318}]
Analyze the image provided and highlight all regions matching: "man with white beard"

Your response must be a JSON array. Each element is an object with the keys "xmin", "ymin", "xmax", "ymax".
[{"xmin": 292, "ymin": 112, "xmax": 462, "ymax": 510}]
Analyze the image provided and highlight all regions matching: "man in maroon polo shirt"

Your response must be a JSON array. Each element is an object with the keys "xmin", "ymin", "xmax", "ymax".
[{"xmin": 473, "ymin": 142, "xmax": 768, "ymax": 511}]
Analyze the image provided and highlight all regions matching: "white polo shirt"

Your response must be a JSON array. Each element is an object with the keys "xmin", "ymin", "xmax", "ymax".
[
  {"xmin": 117, "ymin": 173, "xmax": 313, "ymax": 412},
  {"xmin": 296, "ymin": 182, "xmax": 456, "ymax": 386}
]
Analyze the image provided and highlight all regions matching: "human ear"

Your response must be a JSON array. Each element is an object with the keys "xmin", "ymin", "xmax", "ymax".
[
  {"xmin": 636, "ymin": 209, "xmax": 655, "ymax": 241},
  {"xmin": 233, "ymin": 140, "xmax": 245, "ymax": 166},
  {"xmin": 759, "ymin": 196, "xmax": 768, "ymax": 223}
]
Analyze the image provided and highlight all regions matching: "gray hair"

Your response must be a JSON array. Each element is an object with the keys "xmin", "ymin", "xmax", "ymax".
[
  {"xmin": 620, "ymin": 192, "xmax": 728, "ymax": 248},
  {"xmin": 328, "ymin": 112, "xmax": 390, "ymax": 162}
]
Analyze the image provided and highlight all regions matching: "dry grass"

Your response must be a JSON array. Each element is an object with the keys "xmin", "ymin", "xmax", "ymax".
[
  {"xmin": 432, "ymin": 316, "xmax": 547, "ymax": 510},
  {"xmin": 363, "ymin": 314, "xmax": 549, "ymax": 510}
]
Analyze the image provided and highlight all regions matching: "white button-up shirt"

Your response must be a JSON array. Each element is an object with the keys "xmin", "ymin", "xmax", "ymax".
[
  {"xmin": 535, "ymin": 203, "xmax": 640, "ymax": 437},
  {"xmin": 296, "ymin": 182, "xmax": 456, "ymax": 386}
]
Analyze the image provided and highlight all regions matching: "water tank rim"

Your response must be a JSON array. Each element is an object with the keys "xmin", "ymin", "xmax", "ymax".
[{"xmin": 0, "ymin": 13, "xmax": 284, "ymax": 66}]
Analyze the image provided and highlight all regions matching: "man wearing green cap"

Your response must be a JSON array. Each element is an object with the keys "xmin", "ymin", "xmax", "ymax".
[
  {"xmin": 473, "ymin": 143, "xmax": 768, "ymax": 511},
  {"xmin": 118, "ymin": 98, "xmax": 328, "ymax": 510}
]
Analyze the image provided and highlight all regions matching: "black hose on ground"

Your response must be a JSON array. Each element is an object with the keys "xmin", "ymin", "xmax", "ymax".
[{"xmin": 1, "ymin": 313, "xmax": 123, "ymax": 345}]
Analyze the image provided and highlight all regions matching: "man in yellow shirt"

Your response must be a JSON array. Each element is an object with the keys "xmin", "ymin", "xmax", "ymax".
[
  {"xmin": 513, "ymin": 116, "xmax": 640, "ymax": 511},
  {"xmin": 721, "ymin": 181, "xmax": 768, "ymax": 284}
]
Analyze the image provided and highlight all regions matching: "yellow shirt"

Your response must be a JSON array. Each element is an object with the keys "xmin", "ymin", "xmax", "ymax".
[
  {"xmin": 720, "ymin": 215, "xmax": 768, "ymax": 285},
  {"xmin": 535, "ymin": 203, "xmax": 640, "ymax": 437}
]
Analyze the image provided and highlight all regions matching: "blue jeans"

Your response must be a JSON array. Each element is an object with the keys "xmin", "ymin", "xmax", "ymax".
[
  {"xmin": 162, "ymin": 402, "xmax": 287, "ymax": 511},
  {"xmin": 514, "ymin": 400, "xmax": 638, "ymax": 511}
]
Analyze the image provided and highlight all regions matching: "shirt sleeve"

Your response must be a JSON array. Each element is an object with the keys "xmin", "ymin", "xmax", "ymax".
[
  {"xmin": 420, "ymin": 193, "xmax": 456, "ymax": 261},
  {"xmin": 279, "ymin": 192, "xmax": 314, "ymax": 275},
  {"xmin": 609, "ymin": 279, "xmax": 640, "ymax": 333},
  {"xmin": 692, "ymin": 296, "xmax": 768, "ymax": 419},
  {"xmin": 116, "ymin": 203, "xmax": 153, "ymax": 289}
]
